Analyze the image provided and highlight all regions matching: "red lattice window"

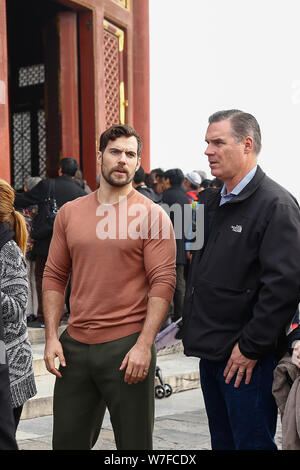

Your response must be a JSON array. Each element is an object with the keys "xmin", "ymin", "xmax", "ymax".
[
  {"xmin": 111, "ymin": 0, "xmax": 129, "ymax": 9},
  {"xmin": 103, "ymin": 20, "xmax": 126, "ymax": 129}
]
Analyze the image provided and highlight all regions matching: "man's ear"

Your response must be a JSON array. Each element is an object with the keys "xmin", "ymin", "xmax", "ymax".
[
  {"xmin": 135, "ymin": 158, "xmax": 141, "ymax": 172},
  {"xmin": 97, "ymin": 151, "xmax": 102, "ymax": 163},
  {"xmin": 58, "ymin": 168, "xmax": 63, "ymax": 176},
  {"xmin": 244, "ymin": 136, "xmax": 254, "ymax": 155}
]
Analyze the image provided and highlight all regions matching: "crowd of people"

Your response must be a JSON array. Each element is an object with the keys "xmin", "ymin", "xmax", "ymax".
[
  {"xmin": 0, "ymin": 111, "xmax": 300, "ymax": 451},
  {"xmin": 133, "ymin": 167, "xmax": 223, "ymax": 327}
]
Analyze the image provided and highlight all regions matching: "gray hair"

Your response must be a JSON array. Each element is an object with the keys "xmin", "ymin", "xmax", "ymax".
[{"xmin": 208, "ymin": 109, "xmax": 262, "ymax": 155}]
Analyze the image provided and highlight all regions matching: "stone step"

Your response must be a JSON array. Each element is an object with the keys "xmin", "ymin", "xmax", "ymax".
[
  {"xmin": 32, "ymin": 343, "xmax": 59, "ymax": 376},
  {"xmin": 30, "ymin": 328, "xmax": 184, "ymax": 376},
  {"xmin": 28, "ymin": 324, "xmax": 67, "ymax": 345},
  {"xmin": 29, "ymin": 324, "xmax": 182, "ymax": 351},
  {"xmin": 21, "ymin": 350, "xmax": 200, "ymax": 421},
  {"xmin": 21, "ymin": 373, "xmax": 56, "ymax": 420},
  {"xmin": 155, "ymin": 351, "xmax": 200, "ymax": 394},
  {"xmin": 30, "ymin": 339, "xmax": 191, "ymax": 379}
]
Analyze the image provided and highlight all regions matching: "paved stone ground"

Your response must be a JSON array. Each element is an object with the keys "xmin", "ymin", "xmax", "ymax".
[{"xmin": 16, "ymin": 388, "xmax": 282, "ymax": 451}]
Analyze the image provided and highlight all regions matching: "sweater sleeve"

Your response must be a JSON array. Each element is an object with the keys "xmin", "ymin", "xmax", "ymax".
[
  {"xmin": 143, "ymin": 204, "xmax": 176, "ymax": 302},
  {"xmin": 0, "ymin": 242, "xmax": 28, "ymax": 324},
  {"xmin": 42, "ymin": 205, "xmax": 72, "ymax": 294}
]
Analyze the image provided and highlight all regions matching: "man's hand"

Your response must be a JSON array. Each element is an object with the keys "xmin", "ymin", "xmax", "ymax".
[
  {"xmin": 44, "ymin": 338, "xmax": 66, "ymax": 379},
  {"xmin": 119, "ymin": 343, "xmax": 152, "ymax": 384},
  {"xmin": 223, "ymin": 343, "xmax": 257, "ymax": 388},
  {"xmin": 292, "ymin": 340, "xmax": 300, "ymax": 368}
]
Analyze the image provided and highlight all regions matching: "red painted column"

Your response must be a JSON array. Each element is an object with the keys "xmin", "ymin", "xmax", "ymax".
[
  {"xmin": 0, "ymin": 0, "xmax": 11, "ymax": 182},
  {"xmin": 58, "ymin": 11, "xmax": 80, "ymax": 162},
  {"xmin": 78, "ymin": 9, "xmax": 97, "ymax": 190},
  {"xmin": 132, "ymin": 0, "xmax": 150, "ymax": 172}
]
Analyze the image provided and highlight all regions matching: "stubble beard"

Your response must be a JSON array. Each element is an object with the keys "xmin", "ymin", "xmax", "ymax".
[{"xmin": 101, "ymin": 163, "xmax": 134, "ymax": 187}]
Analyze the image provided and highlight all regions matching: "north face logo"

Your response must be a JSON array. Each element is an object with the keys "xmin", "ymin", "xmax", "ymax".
[{"xmin": 231, "ymin": 225, "xmax": 242, "ymax": 233}]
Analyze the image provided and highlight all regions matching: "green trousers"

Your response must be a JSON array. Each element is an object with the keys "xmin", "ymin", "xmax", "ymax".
[{"xmin": 53, "ymin": 330, "xmax": 156, "ymax": 450}]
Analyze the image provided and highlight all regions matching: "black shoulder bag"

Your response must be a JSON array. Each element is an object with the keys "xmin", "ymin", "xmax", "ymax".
[{"xmin": 31, "ymin": 179, "xmax": 59, "ymax": 240}]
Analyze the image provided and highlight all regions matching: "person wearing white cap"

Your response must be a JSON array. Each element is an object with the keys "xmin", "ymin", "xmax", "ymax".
[{"xmin": 184, "ymin": 171, "xmax": 201, "ymax": 204}]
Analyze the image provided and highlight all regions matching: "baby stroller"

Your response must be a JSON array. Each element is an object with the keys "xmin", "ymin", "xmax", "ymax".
[{"xmin": 154, "ymin": 318, "xmax": 182, "ymax": 399}]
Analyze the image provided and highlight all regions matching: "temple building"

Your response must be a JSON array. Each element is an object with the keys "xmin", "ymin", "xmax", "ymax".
[{"xmin": 0, "ymin": 0, "xmax": 150, "ymax": 190}]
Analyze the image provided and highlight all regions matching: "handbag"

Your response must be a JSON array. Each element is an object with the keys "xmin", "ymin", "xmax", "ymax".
[{"xmin": 31, "ymin": 179, "xmax": 59, "ymax": 240}]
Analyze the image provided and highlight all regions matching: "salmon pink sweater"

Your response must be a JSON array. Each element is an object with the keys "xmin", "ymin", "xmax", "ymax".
[{"xmin": 43, "ymin": 189, "xmax": 176, "ymax": 344}]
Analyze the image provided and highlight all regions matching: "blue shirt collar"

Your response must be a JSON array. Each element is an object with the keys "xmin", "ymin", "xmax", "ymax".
[{"xmin": 220, "ymin": 166, "xmax": 257, "ymax": 198}]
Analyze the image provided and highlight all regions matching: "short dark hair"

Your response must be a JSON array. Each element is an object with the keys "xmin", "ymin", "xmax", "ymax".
[
  {"xmin": 163, "ymin": 168, "xmax": 184, "ymax": 187},
  {"xmin": 99, "ymin": 124, "xmax": 143, "ymax": 158},
  {"xmin": 150, "ymin": 168, "xmax": 165, "ymax": 182},
  {"xmin": 144, "ymin": 173, "xmax": 152, "ymax": 187},
  {"xmin": 59, "ymin": 158, "xmax": 79, "ymax": 176},
  {"xmin": 200, "ymin": 179, "xmax": 212, "ymax": 189},
  {"xmin": 134, "ymin": 166, "xmax": 145, "ymax": 184},
  {"xmin": 208, "ymin": 109, "xmax": 262, "ymax": 155},
  {"xmin": 211, "ymin": 178, "xmax": 223, "ymax": 188}
]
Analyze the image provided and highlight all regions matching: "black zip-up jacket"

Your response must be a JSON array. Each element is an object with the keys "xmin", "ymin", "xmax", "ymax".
[
  {"xmin": 15, "ymin": 175, "xmax": 86, "ymax": 256},
  {"xmin": 135, "ymin": 185, "xmax": 161, "ymax": 203},
  {"xmin": 182, "ymin": 166, "xmax": 300, "ymax": 361},
  {"xmin": 162, "ymin": 186, "xmax": 190, "ymax": 265}
]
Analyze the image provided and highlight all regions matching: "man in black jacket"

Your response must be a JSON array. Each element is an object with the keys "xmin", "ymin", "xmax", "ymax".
[
  {"xmin": 15, "ymin": 158, "xmax": 87, "ymax": 326},
  {"xmin": 183, "ymin": 110, "xmax": 300, "ymax": 450},
  {"xmin": 133, "ymin": 166, "xmax": 160, "ymax": 203},
  {"xmin": 162, "ymin": 169, "xmax": 190, "ymax": 322}
]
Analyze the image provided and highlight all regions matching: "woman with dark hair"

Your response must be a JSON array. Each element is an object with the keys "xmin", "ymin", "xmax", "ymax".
[{"xmin": 0, "ymin": 178, "xmax": 36, "ymax": 432}]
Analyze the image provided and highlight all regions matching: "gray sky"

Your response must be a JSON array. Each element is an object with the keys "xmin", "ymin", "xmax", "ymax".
[{"xmin": 149, "ymin": 0, "xmax": 300, "ymax": 200}]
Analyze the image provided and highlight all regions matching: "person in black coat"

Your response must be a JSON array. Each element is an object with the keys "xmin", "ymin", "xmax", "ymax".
[
  {"xmin": 162, "ymin": 169, "xmax": 191, "ymax": 322},
  {"xmin": 182, "ymin": 109, "xmax": 300, "ymax": 450},
  {"xmin": 133, "ymin": 166, "xmax": 160, "ymax": 203},
  {"xmin": 14, "ymin": 158, "xmax": 87, "ymax": 326}
]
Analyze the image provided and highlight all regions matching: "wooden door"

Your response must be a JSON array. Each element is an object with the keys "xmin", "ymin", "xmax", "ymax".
[{"xmin": 103, "ymin": 19, "xmax": 127, "ymax": 128}]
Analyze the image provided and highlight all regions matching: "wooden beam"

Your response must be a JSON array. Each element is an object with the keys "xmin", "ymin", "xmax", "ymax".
[
  {"xmin": 78, "ymin": 9, "xmax": 98, "ymax": 189},
  {"xmin": 44, "ymin": 17, "xmax": 61, "ymax": 177},
  {"xmin": 132, "ymin": 0, "xmax": 150, "ymax": 172},
  {"xmin": 58, "ymin": 11, "xmax": 80, "ymax": 162}
]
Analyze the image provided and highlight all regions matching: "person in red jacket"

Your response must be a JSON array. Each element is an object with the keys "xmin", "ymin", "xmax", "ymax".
[{"xmin": 184, "ymin": 171, "xmax": 201, "ymax": 203}]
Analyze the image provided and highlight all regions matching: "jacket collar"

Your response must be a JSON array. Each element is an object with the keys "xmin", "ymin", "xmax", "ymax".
[
  {"xmin": 58, "ymin": 175, "xmax": 74, "ymax": 181},
  {"xmin": 225, "ymin": 165, "xmax": 265, "ymax": 204},
  {"xmin": 199, "ymin": 166, "xmax": 266, "ymax": 208}
]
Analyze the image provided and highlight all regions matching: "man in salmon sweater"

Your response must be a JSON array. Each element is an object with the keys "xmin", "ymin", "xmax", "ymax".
[{"xmin": 42, "ymin": 125, "xmax": 176, "ymax": 450}]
